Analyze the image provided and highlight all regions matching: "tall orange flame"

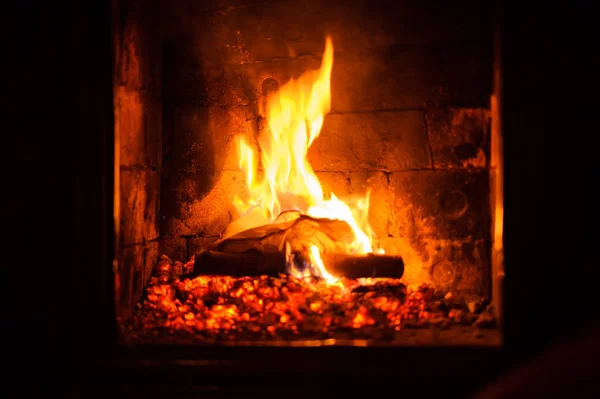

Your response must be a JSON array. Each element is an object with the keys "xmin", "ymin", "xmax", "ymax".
[{"xmin": 232, "ymin": 37, "xmax": 380, "ymax": 282}]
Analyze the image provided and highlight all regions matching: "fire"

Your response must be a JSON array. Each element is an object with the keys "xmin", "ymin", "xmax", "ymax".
[{"xmin": 232, "ymin": 37, "xmax": 380, "ymax": 283}]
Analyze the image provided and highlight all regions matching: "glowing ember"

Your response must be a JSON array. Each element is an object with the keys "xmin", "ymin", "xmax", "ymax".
[
  {"xmin": 230, "ymin": 37, "xmax": 380, "ymax": 283},
  {"xmin": 129, "ymin": 256, "xmax": 497, "ymax": 341}
]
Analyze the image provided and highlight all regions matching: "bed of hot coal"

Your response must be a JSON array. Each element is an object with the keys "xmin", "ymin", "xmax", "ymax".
[{"xmin": 126, "ymin": 255, "xmax": 497, "ymax": 344}]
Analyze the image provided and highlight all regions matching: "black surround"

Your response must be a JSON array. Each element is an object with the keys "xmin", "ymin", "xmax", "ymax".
[{"xmin": 5, "ymin": 0, "xmax": 596, "ymax": 396}]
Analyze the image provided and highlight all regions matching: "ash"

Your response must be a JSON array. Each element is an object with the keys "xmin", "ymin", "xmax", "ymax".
[{"xmin": 127, "ymin": 255, "xmax": 496, "ymax": 342}]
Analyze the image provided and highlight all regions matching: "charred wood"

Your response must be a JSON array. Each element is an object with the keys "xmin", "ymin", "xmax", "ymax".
[{"xmin": 193, "ymin": 249, "xmax": 404, "ymax": 279}]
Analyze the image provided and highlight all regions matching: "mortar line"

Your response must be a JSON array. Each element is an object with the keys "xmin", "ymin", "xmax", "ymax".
[
  {"xmin": 328, "ymin": 107, "xmax": 423, "ymax": 115},
  {"xmin": 123, "ymin": 236, "xmax": 160, "ymax": 249},
  {"xmin": 421, "ymin": 109, "xmax": 436, "ymax": 170},
  {"xmin": 221, "ymin": 45, "xmax": 487, "ymax": 66}
]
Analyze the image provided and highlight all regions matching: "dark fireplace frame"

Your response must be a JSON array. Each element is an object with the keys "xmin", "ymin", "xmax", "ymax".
[{"xmin": 8, "ymin": 0, "xmax": 592, "ymax": 396}]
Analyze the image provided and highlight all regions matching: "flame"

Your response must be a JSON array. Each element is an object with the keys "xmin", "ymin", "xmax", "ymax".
[
  {"xmin": 285, "ymin": 243, "xmax": 344, "ymax": 291},
  {"xmin": 233, "ymin": 37, "xmax": 380, "ymax": 283}
]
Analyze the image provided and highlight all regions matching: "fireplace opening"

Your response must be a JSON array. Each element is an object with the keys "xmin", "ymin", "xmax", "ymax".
[{"xmin": 114, "ymin": 0, "xmax": 503, "ymax": 346}]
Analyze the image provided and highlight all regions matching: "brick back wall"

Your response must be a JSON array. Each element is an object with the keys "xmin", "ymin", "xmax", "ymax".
[
  {"xmin": 113, "ymin": 0, "xmax": 162, "ymax": 320},
  {"xmin": 158, "ymin": 0, "xmax": 493, "ymax": 298}
]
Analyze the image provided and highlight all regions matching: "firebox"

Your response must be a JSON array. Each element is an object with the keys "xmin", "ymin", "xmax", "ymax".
[{"xmin": 113, "ymin": 0, "xmax": 503, "ymax": 349}]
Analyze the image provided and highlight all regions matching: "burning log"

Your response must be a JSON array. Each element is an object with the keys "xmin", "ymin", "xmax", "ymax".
[
  {"xmin": 198, "ymin": 212, "xmax": 403, "ymax": 279},
  {"xmin": 193, "ymin": 249, "xmax": 404, "ymax": 279}
]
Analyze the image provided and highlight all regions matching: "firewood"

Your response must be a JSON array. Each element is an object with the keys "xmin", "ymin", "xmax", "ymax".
[{"xmin": 192, "ymin": 249, "xmax": 404, "ymax": 279}]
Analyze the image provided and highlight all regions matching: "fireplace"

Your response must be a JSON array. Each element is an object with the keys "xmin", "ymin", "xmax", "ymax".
[
  {"xmin": 7, "ymin": 0, "xmax": 596, "ymax": 395},
  {"xmin": 113, "ymin": 0, "xmax": 503, "ymax": 348}
]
